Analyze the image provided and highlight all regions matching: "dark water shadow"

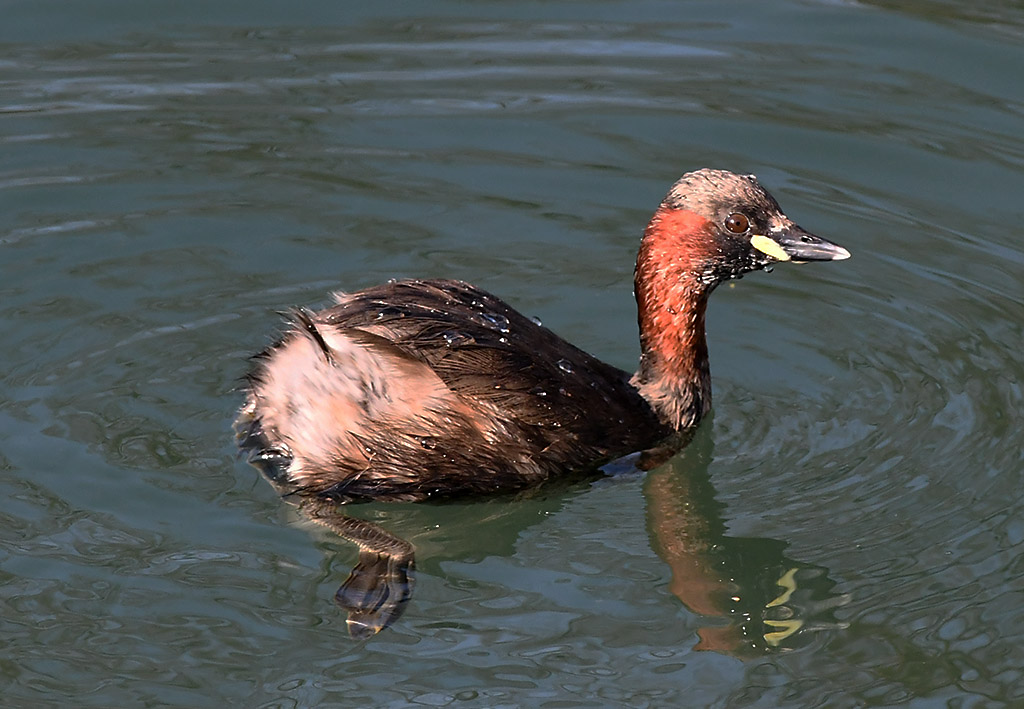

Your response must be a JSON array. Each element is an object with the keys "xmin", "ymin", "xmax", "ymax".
[{"xmin": 259, "ymin": 420, "xmax": 849, "ymax": 653}]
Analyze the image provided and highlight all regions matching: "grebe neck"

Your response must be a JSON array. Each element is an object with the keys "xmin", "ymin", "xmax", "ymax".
[{"xmin": 631, "ymin": 206, "xmax": 715, "ymax": 430}]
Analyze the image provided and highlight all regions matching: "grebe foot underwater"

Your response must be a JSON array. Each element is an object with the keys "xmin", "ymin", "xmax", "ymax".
[
  {"xmin": 296, "ymin": 496, "xmax": 414, "ymax": 638},
  {"xmin": 236, "ymin": 168, "xmax": 850, "ymax": 502}
]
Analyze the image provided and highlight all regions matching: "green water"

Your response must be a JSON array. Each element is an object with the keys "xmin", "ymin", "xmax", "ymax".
[{"xmin": 2, "ymin": 1, "xmax": 1023, "ymax": 706}]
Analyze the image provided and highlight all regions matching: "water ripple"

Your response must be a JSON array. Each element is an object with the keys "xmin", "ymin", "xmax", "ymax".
[{"xmin": 2, "ymin": 9, "xmax": 1023, "ymax": 708}]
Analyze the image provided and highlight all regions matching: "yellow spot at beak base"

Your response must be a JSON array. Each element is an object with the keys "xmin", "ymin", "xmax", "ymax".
[{"xmin": 750, "ymin": 234, "xmax": 791, "ymax": 262}]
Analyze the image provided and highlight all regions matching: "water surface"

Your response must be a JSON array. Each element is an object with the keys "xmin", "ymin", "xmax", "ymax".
[{"xmin": 2, "ymin": 1, "xmax": 1023, "ymax": 706}]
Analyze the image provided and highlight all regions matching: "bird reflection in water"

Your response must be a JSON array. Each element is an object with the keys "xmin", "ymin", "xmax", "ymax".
[
  {"xmin": 262, "ymin": 420, "xmax": 848, "ymax": 652},
  {"xmin": 642, "ymin": 423, "xmax": 849, "ymax": 655}
]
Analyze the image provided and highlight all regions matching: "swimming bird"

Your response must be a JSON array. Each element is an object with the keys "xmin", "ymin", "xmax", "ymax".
[{"xmin": 236, "ymin": 169, "xmax": 850, "ymax": 502}]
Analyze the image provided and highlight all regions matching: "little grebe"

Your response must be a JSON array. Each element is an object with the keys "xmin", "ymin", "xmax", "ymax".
[{"xmin": 236, "ymin": 169, "xmax": 849, "ymax": 502}]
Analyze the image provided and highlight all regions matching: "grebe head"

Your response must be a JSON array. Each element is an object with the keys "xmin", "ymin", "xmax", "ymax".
[
  {"xmin": 652, "ymin": 168, "xmax": 850, "ymax": 287},
  {"xmin": 633, "ymin": 168, "xmax": 850, "ymax": 428}
]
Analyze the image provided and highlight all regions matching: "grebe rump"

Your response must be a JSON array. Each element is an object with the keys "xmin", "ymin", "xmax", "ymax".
[{"xmin": 236, "ymin": 169, "xmax": 850, "ymax": 502}]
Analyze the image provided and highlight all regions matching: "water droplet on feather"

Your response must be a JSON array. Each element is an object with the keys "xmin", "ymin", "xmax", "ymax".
[
  {"xmin": 478, "ymin": 312, "xmax": 510, "ymax": 332},
  {"xmin": 442, "ymin": 331, "xmax": 474, "ymax": 347}
]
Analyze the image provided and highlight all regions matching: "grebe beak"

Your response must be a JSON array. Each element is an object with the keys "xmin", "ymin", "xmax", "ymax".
[{"xmin": 751, "ymin": 225, "xmax": 851, "ymax": 263}]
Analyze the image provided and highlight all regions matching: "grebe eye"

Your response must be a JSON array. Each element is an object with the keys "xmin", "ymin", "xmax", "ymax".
[{"xmin": 725, "ymin": 213, "xmax": 750, "ymax": 234}]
